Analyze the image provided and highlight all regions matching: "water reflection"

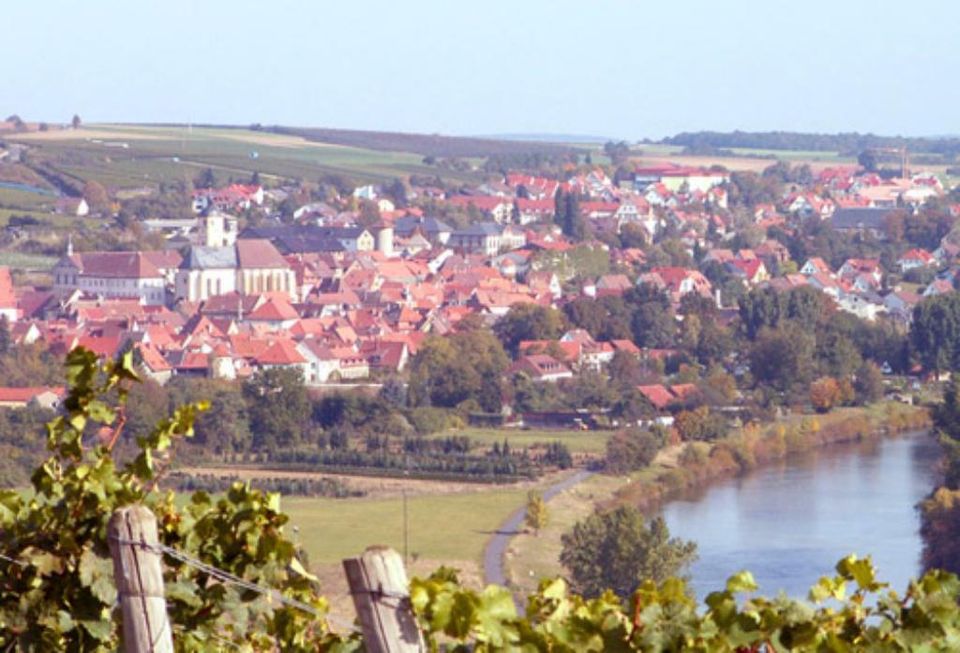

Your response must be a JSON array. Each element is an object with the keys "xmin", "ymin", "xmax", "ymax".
[{"xmin": 661, "ymin": 432, "xmax": 941, "ymax": 601}]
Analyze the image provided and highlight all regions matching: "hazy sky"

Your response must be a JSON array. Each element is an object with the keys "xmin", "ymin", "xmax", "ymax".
[{"xmin": 5, "ymin": 1, "xmax": 958, "ymax": 139}]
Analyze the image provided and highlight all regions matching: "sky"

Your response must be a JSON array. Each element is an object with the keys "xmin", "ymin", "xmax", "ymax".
[{"xmin": 4, "ymin": 0, "xmax": 959, "ymax": 140}]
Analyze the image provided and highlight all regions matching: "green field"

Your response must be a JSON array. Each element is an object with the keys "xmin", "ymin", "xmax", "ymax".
[
  {"xmin": 446, "ymin": 427, "xmax": 611, "ymax": 454},
  {"xmin": 0, "ymin": 251, "xmax": 57, "ymax": 270},
  {"xmin": 281, "ymin": 489, "xmax": 527, "ymax": 565},
  {"xmin": 0, "ymin": 187, "xmax": 57, "ymax": 210},
  {"xmin": 11, "ymin": 125, "xmax": 486, "ymax": 189}
]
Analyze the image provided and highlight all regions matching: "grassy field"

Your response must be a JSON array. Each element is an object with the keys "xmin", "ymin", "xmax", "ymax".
[
  {"xmin": 447, "ymin": 427, "xmax": 611, "ymax": 454},
  {"xmin": 0, "ymin": 251, "xmax": 57, "ymax": 270},
  {"xmin": 281, "ymin": 487, "xmax": 528, "ymax": 565},
  {"xmin": 11, "ymin": 124, "xmax": 487, "ymax": 189},
  {"xmin": 0, "ymin": 187, "xmax": 57, "ymax": 210}
]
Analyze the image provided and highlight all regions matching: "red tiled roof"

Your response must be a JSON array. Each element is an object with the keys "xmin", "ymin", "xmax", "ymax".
[
  {"xmin": 637, "ymin": 384, "xmax": 674, "ymax": 410},
  {"xmin": 236, "ymin": 239, "xmax": 288, "ymax": 268},
  {"xmin": 256, "ymin": 339, "xmax": 306, "ymax": 366},
  {"xmin": 0, "ymin": 386, "xmax": 65, "ymax": 403}
]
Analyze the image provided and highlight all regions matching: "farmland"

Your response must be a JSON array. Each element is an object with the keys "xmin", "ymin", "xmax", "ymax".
[
  {"xmin": 8, "ymin": 124, "xmax": 500, "ymax": 190},
  {"xmin": 439, "ymin": 426, "xmax": 611, "ymax": 455}
]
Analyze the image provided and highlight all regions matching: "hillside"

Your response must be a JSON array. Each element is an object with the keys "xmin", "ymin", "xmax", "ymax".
[{"xmin": 266, "ymin": 125, "xmax": 583, "ymax": 158}]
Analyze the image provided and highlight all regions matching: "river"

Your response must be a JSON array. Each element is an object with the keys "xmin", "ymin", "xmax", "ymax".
[{"xmin": 661, "ymin": 431, "xmax": 941, "ymax": 600}]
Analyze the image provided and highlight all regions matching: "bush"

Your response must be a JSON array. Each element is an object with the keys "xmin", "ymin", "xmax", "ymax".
[
  {"xmin": 605, "ymin": 428, "xmax": 660, "ymax": 474},
  {"xmin": 408, "ymin": 406, "xmax": 451, "ymax": 435}
]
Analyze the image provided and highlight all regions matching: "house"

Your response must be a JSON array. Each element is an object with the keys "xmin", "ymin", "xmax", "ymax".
[
  {"xmin": 726, "ymin": 258, "xmax": 769, "ymax": 286},
  {"xmin": 923, "ymin": 279, "xmax": 954, "ymax": 297},
  {"xmin": 838, "ymin": 258, "xmax": 882, "ymax": 286},
  {"xmin": 831, "ymin": 207, "xmax": 896, "ymax": 239},
  {"xmin": 884, "ymin": 290, "xmax": 921, "ymax": 323},
  {"xmin": 449, "ymin": 223, "xmax": 509, "ymax": 256},
  {"xmin": 53, "ymin": 251, "xmax": 172, "ymax": 306},
  {"xmin": 638, "ymin": 267, "xmax": 712, "ymax": 302},
  {"xmin": 509, "ymin": 354, "xmax": 574, "ymax": 382},
  {"xmin": 445, "ymin": 196, "xmax": 513, "ymax": 223},
  {"xmin": 514, "ymin": 198, "xmax": 555, "ymax": 225},
  {"xmin": 800, "ymin": 258, "xmax": 832, "ymax": 277},
  {"xmin": 593, "ymin": 274, "xmax": 633, "ymax": 298},
  {"xmin": 393, "ymin": 216, "xmax": 454, "ymax": 245},
  {"xmin": 55, "ymin": 197, "xmax": 90, "ymax": 217},
  {"xmin": 241, "ymin": 225, "xmax": 375, "ymax": 253},
  {"xmin": 898, "ymin": 248, "xmax": 935, "ymax": 273},
  {"xmin": 0, "ymin": 386, "xmax": 66, "ymax": 410},
  {"xmin": 192, "ymin": 184, "xmax": 263, "ymax": 214},
  {"xmin": 785, "ymin": 193, "xmax": 834, "ymax": 220}
]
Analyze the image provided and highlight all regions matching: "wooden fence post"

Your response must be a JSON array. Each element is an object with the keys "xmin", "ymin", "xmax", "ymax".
[
  {"xmin": 343, "ymin": 546, "xmax": 425, "ymax": 653},
  {"xmin": 108, "ymin": 505, "xmax": 174, "ymax": 653}
]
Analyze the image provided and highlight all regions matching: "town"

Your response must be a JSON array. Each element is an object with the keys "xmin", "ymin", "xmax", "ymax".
[
  {"xmin": 6, "ymin": 0, "xmax": 960, "ymax": 645},
  {"xmin": 0, "ymin": 136, "xmax": 953, "ymax": 418}
]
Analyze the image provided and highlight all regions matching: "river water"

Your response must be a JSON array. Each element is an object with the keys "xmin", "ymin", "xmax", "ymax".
[{"xmin": 661, "ymin": 432, "xmax": 941, "ymax": 601}]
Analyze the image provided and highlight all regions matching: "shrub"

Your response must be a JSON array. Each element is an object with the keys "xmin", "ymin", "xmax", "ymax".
[{"xmin": 605, "ymin": 428, "xmax": 659, "ymax": 474}]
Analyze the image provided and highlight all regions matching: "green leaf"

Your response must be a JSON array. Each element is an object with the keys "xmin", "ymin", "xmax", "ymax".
[
  {"xmin": 79, "ymin": 547, "xmax": 117, "ymax": 605},
  {"xmin": 79, "ymin": 618, "xmax": 113, "ymax": 641}
]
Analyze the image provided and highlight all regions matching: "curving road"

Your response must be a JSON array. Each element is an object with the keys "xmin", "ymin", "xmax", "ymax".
[{"xmin": 483, "ymin": 468, "xmax": 595, "ymax": 587}]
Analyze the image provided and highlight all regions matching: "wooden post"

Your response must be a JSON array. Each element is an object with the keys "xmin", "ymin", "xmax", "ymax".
[
  {"xmin": 343, "ymin": 546, "xmax": 425, "ymax": 653},
  {"xmin": 108, "ymin": 505, "xmax": 174, "ymax": 653}
]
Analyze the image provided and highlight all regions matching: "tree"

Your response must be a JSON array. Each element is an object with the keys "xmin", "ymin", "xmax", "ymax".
[
  {"xmin": 524, "ymin": 490, "xmax": 548, "ymax": 535},
  {"xmin": 408, "ymin": 331, "xmax": 508, "ymax": 413},
  {"xmin": 605, "ymin": 428, "xmax": 659, "ymax": 474},
  {"xmin": 810, "ymin": 376, "xmax": 842, "ymax": 413},
  {"xmin": 242, "ymin": 367, "xmax": 310, "ymax": 450},
  {"xmin": 858, "ymin": 149, "xmax": 878, "ymax": 172},
  {"xmin": 560, "ymin": 506, "xmax": 697, "ymax": 598},
  {"xmin": 750, "ymin": 324, "xmax": 816, "ymax": 394},
  {"xmin": 82, "ymin": 180, "xmax": 109, "ymax": 212},
  {"xmin": 195, "ymin": 167, "xmax": 217, "ymax": 189},
  {"xmin": 675, "ymin": 406, "xmax": 728, "ymax": 441},
  {"xmin": 603, "ymin": 141, "xmax": 631, "ymax": 166},
  {"xmin": 853, "ymin": 361, "xmax": 884, "ymax": 405},
  {"xmin": 0, "ymin": 316, "xmax": 10, "ymax": 355},
  {"xmin": 493, "ymin": 304, "xmax": 567, "ymax": 357},
  {"xmin": 912, "ymin": 294, "xmax": 960, "ymax": 375},
  {"xmin": 625, "ymin": 284, "xmax": 676, "ymax": 348},
  {"xmin": 71, "ymin": 114, "xmax": 81, "ymax": 129}
]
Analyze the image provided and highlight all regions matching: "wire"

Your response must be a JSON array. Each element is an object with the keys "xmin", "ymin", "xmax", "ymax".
[{"xmin": 110, "ymin": 536, "xmax": 360, "ymax": 634}]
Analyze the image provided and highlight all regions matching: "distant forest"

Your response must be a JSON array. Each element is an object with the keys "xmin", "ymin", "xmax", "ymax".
[{"xmin": 660, "ymin": 131, "xmax": 960, "ymax": 160}]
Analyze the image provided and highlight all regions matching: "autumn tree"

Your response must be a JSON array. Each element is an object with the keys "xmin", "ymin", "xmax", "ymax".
[
  {"xmin": 810, "ymin": 376, "xmax": 842, "ymax": 413},
  {"xmin": 524, "ymin": 490, "xmax": 548, "ymax": 535},
  {"xmin": 560, "ymin": 506, "xmax": 697, "ymax": 599},
  {"xmin": 82, "ymin": 180, "xmax": 109, "ymax": 212},
  {"xmin": 674, "ymin": 406, "xmax": 728, "ymax": 441}
]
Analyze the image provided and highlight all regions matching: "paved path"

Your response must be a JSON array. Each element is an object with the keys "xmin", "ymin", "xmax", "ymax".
[{"xmin": 483, "ymin": 468, "xmax": 595, "ymax": 586}]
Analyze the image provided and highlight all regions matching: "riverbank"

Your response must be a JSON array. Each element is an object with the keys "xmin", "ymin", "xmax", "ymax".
[
  {"xmin": 503, "ymin": 401, "xmax": 929, "ymax": 592},
  {"xmin": 608, "ymin": 402, "xmax": 930, "ymax": 512}
]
